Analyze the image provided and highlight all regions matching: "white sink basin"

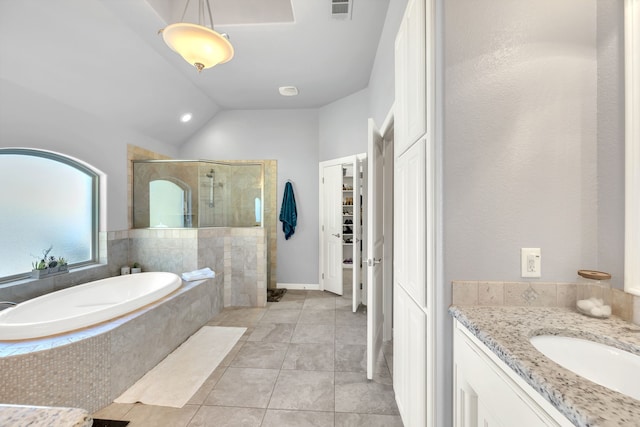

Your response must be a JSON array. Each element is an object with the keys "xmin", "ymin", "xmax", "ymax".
[{"xmin": 530, "ymin": 335, "xmax": 640, "ymax": 400}]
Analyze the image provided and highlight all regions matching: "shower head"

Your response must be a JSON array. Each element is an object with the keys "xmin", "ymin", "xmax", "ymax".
[{"xmin": 206, "ymin": 169, "xmax": 214, "ymax": 178}]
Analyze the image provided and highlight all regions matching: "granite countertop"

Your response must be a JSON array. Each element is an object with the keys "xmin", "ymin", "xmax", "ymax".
[
  {"xmin": 0, "ymin": 404, "xmax": 92, "ymax": 427},
  {"xmin": 449, "ymin": 305, "xmax": 640, "ymax": 427}
]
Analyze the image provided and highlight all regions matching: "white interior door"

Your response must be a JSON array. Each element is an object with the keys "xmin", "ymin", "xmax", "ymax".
[
  {"xmin": 322, "ymin": 164, "xmax": 343, "ymax": 295},
  {"xmin": 367, "ymin": 118, "xmax": 384, "ymax": 379}
]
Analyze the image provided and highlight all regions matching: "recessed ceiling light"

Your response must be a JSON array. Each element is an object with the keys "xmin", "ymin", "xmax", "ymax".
[
  {"xmin": 278, "ymin": 86, "xmax": 299, "ymax": 97},
  {"xmin": 180, "ymin": 113, "xmax": 193, "ymax": 123}
]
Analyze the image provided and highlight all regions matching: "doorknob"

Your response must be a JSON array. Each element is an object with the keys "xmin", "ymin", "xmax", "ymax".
[
  {"xmin": 367, "ymin": 258, "xmax": 382, "ymax": 267},
  {"xmin": 332, "ymin": 233, "xmax": 341, "ymax": 238}
]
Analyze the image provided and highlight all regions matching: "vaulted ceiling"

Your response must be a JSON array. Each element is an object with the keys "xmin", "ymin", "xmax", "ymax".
[{"xmin": 0, "ymin": 0, "xmax": 390, "ymax": 146}]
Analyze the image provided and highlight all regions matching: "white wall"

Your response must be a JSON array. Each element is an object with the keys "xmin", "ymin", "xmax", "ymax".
[
  {"xmin": 368, "ymin": 0, "xmax": 409, "ymax": 126},
  {"xmin": 178, "ymin": 109, "xmax": 320, "ymax": 285},
  {"xmin": 0, "ymin": 79, "xmax": 178, "ymax": 232},
  {"xmin": 318, "ymin": 0, "xmax": 407, "ymax": 162},
  {"xmin": 597, "ymin": 0, "xmax": 625, "ymax": 289},
  {"xmin": 441, "ymin": 1, "xmax": 599, "ymax": 426},
  {"xmin": 318, "ymin": 88, "xmax": 369, "ymax": 161},
  {"xmin": 444, "ymin": 0, "xmax": 598, "ymax": 283}
]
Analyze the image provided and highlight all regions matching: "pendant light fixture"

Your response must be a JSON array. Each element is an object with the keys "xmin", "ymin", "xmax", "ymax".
[{"xmin": 160, "ymin": 0, "xmax": 234, "ymax": 72}]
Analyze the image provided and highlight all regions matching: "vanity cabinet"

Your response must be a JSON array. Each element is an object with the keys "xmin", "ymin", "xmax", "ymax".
[{"xmin": 453, "ymin": 320, "xmax": 573, "ymax": 427}]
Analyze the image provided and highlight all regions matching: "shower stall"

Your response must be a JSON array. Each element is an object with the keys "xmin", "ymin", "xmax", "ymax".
[{"xmin": 133, "ymin": 160, "xmax": 264, "ymax": 229}]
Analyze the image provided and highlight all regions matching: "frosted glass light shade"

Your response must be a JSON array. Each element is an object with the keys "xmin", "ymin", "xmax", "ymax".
[{"xmin": 162, "ymin": 23, "xmax": 234, "ymax": 72}]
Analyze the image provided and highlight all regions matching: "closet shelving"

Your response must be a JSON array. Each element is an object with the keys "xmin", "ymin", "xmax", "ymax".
[{"xmin": 341, "ymin": 166, "xmax": 360, "ymax": 269}]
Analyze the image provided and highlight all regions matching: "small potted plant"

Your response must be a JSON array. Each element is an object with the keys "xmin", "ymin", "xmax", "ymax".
[
  {"xmin": 32, "ymin": 258, "xmax": 48, "ymax": 279},
  {"xmin": 30, "ymin": 246, "xmax": 69, "ymax": 278},
  {"xmin": 47, "ymin": 256, "xmax": 59, "ymax": 273},
  {"xmin": 31, "ymin": 246, "xmax": 53, "ymax": 278},
  {"xmin": 57, "ymin": 257, "xmax": 68, "ymax": 272},
  {"xmin": 131, "ymin": 262, "xmax": 142, "ymax": 274}
]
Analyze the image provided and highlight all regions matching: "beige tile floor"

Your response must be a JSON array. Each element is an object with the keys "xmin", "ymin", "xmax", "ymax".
[{"xmin": 93, "ymin": 289, "xmax": 403, "ymax": 427}]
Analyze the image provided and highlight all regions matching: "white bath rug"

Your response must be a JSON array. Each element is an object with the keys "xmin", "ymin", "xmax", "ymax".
[{"xmin": 114, "ymin": 326, "xmax": 246, "ymax": 408}]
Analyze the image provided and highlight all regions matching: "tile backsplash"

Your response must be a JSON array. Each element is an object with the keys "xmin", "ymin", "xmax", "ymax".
[{"xmin": 452, "ymin": 280, "xmax": 638, "ymax": 325}]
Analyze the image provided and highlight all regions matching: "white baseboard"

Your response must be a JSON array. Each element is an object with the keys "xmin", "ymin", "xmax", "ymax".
[{"xmin": 276, "ymin": 283, "xmax": 320, "ymax": 291}]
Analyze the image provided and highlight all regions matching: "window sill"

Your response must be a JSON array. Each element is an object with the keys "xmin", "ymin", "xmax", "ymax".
[{"xmin": 0, "ymin": 264, "xmax": 109, "ymax": 301}]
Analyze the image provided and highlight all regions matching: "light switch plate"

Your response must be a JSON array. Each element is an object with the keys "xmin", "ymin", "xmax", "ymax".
[{"xmin": 521, "ymin": 248, "xmax": 541, "ymax": 278}]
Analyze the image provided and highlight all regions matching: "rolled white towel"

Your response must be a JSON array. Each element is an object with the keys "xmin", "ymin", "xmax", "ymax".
[
  {"xmin": 590, "ymin": 305, "xmax": 611, "ymax": 318},
  {"xmin": 577, "ymin": 299, "xmax": 595, "ymax": 312},
  {"xmin": 577, "ymin": 298, "xmax": 611, "ymax": 318},
  {"xmin": 181, "ymin": 267, "xmax": 215, "ymax": 282},
  {"xmin": 588, "ymin": 297, "xmax": 604, "ymax": 307}
]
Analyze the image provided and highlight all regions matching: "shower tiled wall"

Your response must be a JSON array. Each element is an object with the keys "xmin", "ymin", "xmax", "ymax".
[
  {"xmin": 223, "ymin": 228, "xmax": 267, "ymax": 307},
  {"xmin": 132, "ymin": 161, "xmax": 199, "ymax": 229},
  {"xmin": 128, "ymin": 228, "xmax": 199, "ymax": 274},
  {"xmin": 127, "ymin": 145, "xmax": 277, "ymax": 289},
  {"xmin": 263, "ymin": 160, "xmax": 277, "ymax": 290},
  {"xmin": 198, "ymin": 163, "xmax": 262, "ymax": 228},
  {"xmin": 129, "ymin": 227, "xmax": 267, "ymax": 307},
  {"xmin": 197, "ymin": 228, "xmax": 226, "ymax": 275},
  {"xmin": 127, "ymin": 144, "xmax": 171, "ymax": 229}
]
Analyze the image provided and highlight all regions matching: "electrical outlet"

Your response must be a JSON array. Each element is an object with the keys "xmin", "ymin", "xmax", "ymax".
[{"xmin": 521, "ymin": 248, "xmax": 541, "ymax": 278}]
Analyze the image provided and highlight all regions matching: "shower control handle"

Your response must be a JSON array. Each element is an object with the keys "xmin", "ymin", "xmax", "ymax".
[{"xmin": 332, "ymin": 233, "xmax": 341, "ymax": 238}]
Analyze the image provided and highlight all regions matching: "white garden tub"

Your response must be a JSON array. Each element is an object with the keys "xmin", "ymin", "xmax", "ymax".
[{"xmin": 0, "ymin": 272, "xmax": 182, "ymax": 340}]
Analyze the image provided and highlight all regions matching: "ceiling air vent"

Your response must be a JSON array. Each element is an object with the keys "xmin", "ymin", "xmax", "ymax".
[{"xmin": 331, "ymin": 0, "xmax": 352, "ymax": 20}]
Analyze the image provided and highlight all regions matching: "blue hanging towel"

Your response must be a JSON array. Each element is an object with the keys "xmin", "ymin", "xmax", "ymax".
[{"xmin": 279, "ymin": 181, "xmax": 297, "ymax": 240}]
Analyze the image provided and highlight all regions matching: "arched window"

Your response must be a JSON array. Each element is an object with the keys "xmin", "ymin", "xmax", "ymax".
[{"xmin": 0, "ymin": 148, "xmax": 99, "ymax": 281}]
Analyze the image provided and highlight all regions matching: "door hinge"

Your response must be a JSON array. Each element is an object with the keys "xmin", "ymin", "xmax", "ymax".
[
  {"xmin": 322, "ymin": 225, "xmax": 324, "ymax": 231},
  {"xmin": 360, "ymin": 283, "xmax": 363, "ymax": 289},
  {"xmin": 322, "ymin": 177, "xmax": 324, "ymax": 184},
  {"xmin": 322, "ymin": 273, "xmax": 325, "ymax": 279}
]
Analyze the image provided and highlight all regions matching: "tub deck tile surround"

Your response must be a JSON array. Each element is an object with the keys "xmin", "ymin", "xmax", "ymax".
[
  {"xmin": 450, "ymin": 305, "xmax": 640, "ymax": 427},
  {"xmin": 0, "ymin": 276, "xmax": 223, "ymax": 413},
  {"xmin": 0, "ymin": 404, "xmax": 92, "ymax": 427}
]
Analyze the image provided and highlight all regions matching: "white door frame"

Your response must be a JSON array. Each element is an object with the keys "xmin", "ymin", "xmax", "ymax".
[
  {"xmin": 319, "ymin": 155, "xmax": 366, "ymax": 301},
  {"xmin": 367, "ymin": 118, "xmax": 384, "ymax": 379},
  {"xmin": 380, "ymin": 109, "xmax": 395, "ymax": 342}
]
